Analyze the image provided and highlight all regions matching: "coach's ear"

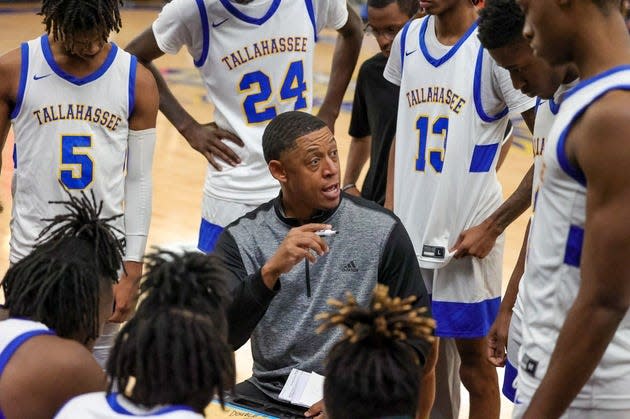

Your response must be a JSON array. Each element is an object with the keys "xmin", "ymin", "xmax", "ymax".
[{"xmin": 269, "ymin": 160, "xmax": 287, "ymax": 183}]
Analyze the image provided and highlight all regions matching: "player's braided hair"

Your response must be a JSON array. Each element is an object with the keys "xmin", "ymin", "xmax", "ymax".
[
  {"xmin": 39, "ymin": 0, "xmax": 123, "ymax": 48},
  {"xmin": 477, "ymin": 0, "xmax": 525, "ymax": 50},
  {"xmin": 2, "ymin": 190, "xmax": 124, "ymax": 344},
  {"xmin": 106, "ymin": 250, "xmax": 235, "ymax": 413},
  {"xmin": 317, "ymin": 285, "xmax": 436, "ymax": 419}
]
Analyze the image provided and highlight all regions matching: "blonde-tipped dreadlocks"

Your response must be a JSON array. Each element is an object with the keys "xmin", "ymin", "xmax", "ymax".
[{"xmin": 319, "ymin": 284, "xmax": 436, "ymax": 419}]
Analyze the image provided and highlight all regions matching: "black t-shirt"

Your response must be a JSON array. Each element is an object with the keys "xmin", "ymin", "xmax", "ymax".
[{"xmin": 348, "ymin": 53, "xmax": 400, "ymax": 206}]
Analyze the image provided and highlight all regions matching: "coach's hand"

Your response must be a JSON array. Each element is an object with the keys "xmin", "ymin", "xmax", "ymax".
[
  {"xmin": 304, "ymin": 399, "xmax": 326, "ymax": 418},
  {"xmin": 487, "ymin": 308, "xmax": 511, "ymax": 367},
  {"xmin": 109, "ymin": 261, "xmax": 142, "ymax": 323},
  {"xmin": 261, "ymin": 223, "xmax": 331, "ymax": 290},
  {"xmin": 182, "ymin": 121, "xmax": 244, "ymax": 170},
  {"xmin": 451, "ymin": 219, "xmax": 501, "ymax": 259}
]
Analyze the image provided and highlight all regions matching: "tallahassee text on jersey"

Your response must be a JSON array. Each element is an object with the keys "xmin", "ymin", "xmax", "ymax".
[{"xmin": 32, "ymin": 104, "xmax": 124, "ymax": 132}]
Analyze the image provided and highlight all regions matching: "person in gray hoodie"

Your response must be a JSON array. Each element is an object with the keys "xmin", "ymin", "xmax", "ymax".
[{"xmin": 214, "ymin": 111, "xmax": 431, "ymax": 417}]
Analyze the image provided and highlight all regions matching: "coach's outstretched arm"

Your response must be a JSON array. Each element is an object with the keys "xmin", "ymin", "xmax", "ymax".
[
  {"xmin": 317, "ymin": 4, "xmax": 363, "ymax": 132},
  {"xmin": 126, "ymin": 29, "xmax": 244, "ymax": 170},
  {"xmin": 523, "ymin": 93, "xmax": 630, "ymax": 419}
]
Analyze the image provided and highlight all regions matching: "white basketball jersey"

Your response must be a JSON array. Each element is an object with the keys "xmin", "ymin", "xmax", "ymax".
[
  {"xmin": 384, "ymin": 16, "xmax": 533, "ymax": 269},
  {"xmin": 517, "ymin": 67, "xmax": 630, "ymax": 409},
  {"xmin": 153, "ymin": 0, "xmax": 347, "ymax": 205},
  {"xmin": 55, "ymin": 393, "xmax": 203, "ymax": 418},
  {"xmin": 9, "ymin": 36, "xmax": 134, "ymax": 263},
  {"xmin": 513, "ymin": 81, "xmax": 577, "ymax": 318}
]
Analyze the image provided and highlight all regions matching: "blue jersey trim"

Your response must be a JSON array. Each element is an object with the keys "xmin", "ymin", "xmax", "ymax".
[
  {"xmin": 419, "ymin": 16, "xmax": 478, "ymax": 68},
  {"xmin": 198, "ymin": 218, "xmax": 224, "ymax": 253},
  {"xmin": 473, "ymin": 46, "xmax": 509, "ymax": 122},
  {"xmin": 564, "ymin": 65, "xmax": 630, "ymax": 101},
  {"xmin": 431, "ymin": 297, "xmax": 500, "ymax": 338},
  {"xmin": 0, "ymin": 329, "xmax": 55, "ymax": 377},
  {"xmin": 106, "ymin": 394, "xmax": 195, "ymax": 416},
  {"xmin": 41, "ymin": 35, "xmax": 118, "ymax": 86},
  {"xmin": 534, "ymin": 97, "xmax": 542, "ymax": 113},
  {"xmin": 10, "ymin": 42, "xmax": 29, "ymax": 120},
  {"xmin": 548, "ymin": 96, "xmax": 560, "ymax": 115},
  {"xmin": 128, "ymin": 55, "xmax": 137, "ymax": 118},
  {"xmin": 563, "ymin": 225, "xmax": 584, "ymax": 268},
  {"xmin": 399, "ymin": 20, "xmax": 412, "ymax": 71},
  {"xmin": 193, "ymin": 0, "xmax": 210, "ymax": 67},
  {"xmin": 556, "ymin": 127, "xmax": 586, "ymax": 187},
  {"xmin": 469, "ymin": 142, "xmax": 499, "ymax": 173},
  {"xmin": 502, "ymin": 359, "xmax": 519, "ymax": 403},
  {"xmin": 12, "ymin": 144, "xmax": 17, "ymax": 169},
  {"xmin": 218, "ymin": 0, "xmax": 280, "ymax": 25},
  {"xmin": 304, "ymin": 0, "xmax": 318, "ymax": 43}
]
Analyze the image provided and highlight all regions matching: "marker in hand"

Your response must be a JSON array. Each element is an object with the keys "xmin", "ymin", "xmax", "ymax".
[{"xmin": 315, "ymin": 230, "xmax": 338, "ymax": 237}]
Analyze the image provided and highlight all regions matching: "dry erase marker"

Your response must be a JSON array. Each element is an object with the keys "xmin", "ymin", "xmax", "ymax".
[{"xmin": 316, "ymin": 230, "xmax": 338, "ymax": 237}]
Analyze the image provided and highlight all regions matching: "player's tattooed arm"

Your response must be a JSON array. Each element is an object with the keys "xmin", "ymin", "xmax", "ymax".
[
  {"xmin": 524, "ymin": 91, "xmax": 630, "ymax": 419},
  {"xmin": 452, "ymin": 164, "xmax": 533, "ymax": 259},
  {"xmin": 126, "ymin": 28, "xmax": 244, "ymax": 170},
  {"xmin": 317, "ymin": 4, "xmax": 363, "ymax": 133}
]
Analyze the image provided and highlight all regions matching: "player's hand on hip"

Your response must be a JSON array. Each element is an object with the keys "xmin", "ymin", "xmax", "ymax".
[
  {"xmin": 487, "ymin": 308, "xmax": 512, "ymax": 367},
  {"xmin": 182, "ymin": 121, "xmax": 244, "ymax": 170},
  {"xmin": 108, "ymin": 261, "xmax": 142, "ymax": 323},
  {"xmin": 261, "ymin": 224, "xmax": 332, "ymax": 289},
  {"xmin": 304, "ymin": 399, "xmax": 326, "ymax": 418},
  {"xmin": 451, "ymin": 219, "xmax": 501, "ymax": 259}
]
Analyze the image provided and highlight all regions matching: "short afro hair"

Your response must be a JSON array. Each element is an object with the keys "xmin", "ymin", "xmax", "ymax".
[
  {"xmin": 477, "ymin": 0, "xmax": 525, "ymax": 50},
  {"xmin": 262, "ymin": 111, "xmax": 327, "ymax": 163},
  {"xmin": 367, "ymin": 0, "xmax": 419, "ymax": 18}
]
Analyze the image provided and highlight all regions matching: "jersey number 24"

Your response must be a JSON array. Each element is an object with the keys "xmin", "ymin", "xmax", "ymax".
[{"xmin": 239, "ymin": 60, "xmax": 307, "ymax": 124}]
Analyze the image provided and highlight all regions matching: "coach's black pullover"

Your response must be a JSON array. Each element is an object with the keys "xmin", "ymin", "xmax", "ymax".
[{"xmin": 215, "ymin": 193, "xmax": 431, "ymax": 399}]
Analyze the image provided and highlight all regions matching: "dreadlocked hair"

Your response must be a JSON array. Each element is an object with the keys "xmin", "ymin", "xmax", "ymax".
[
  {"xmin": 2, "ymin": 189, "xmax": 124, "ymax": 343},
  {"xmin": 39, "ymin": 0, "xmax": 123, "ymax": 48},
  {"xmin": 317, "ymin": 284, "xmax": 436, "ymax": 419},
  {"xmin": 106, "ymin": 250, "xmax": 235, "ymax": 413}
]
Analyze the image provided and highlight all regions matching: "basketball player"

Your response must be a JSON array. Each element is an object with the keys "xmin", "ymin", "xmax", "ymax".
[
  {"xmin": 126, "ymin": 0, "xmax": 363, "ymax": 253},
  {"xmin": 513, "ymin": 0, "xmax": 630, "ymax": 417},
  {"xmin": 383, "ymin": 1, "xmax": 536, "ymax": 417},
  {"xmin": 476, "ymin": 0, "xmax": 580, "ymax": 404},
  {"xmin": 0, "ymin": 192, "xmax": 125, "ymax": 419},
  {"xmin": 0, "ymin": 0, "xmax": 159, "ymax": 365},
  {"xmin": 55, "ymin": 250, "xmax": 235, "ymax": 419}
]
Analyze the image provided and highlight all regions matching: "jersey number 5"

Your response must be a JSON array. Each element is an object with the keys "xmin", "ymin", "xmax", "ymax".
[
  {"xmin": 239, "ymin": 60, "xmax": 307, "ymax": 124},
  {"xmin": 60, "ymin": 135, "xmax": 93, "ymax": 189},
  {"xmin": 416, "ymin": 116, "xmax": 448, "ymax": 173}
]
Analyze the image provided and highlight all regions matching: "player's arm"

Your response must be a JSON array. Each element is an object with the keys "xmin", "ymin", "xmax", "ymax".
[
  {"xmin": 343, "ymin": 135, "xmax": 370, "ymax": 196},
  {"xmin": 487, "ymin": 219, "xmax": 529, "ymax": 367},
  {"xmin": 109, "ymin": 64, "xmax": 158, "ymax": 323},
  {"xmin": 451, "ymin": 164, "xmax": 533, "ymax": 258},
  {"xmin": 125, "ymin": 28, "xmax": 243, "ymax": 170},
  {"xmin": 521, "ymin": 106, "xmax": 536, "ymax": 133},
  {"xmin": 523, "ymin": 93, "xmax": 630, "ymax": 418},
  {"xmin": 317, "ymin": 4, "xmax": 363, "ymax": 132},
  {"xmin": 0, "ymin": 48, "xmax": 20, "ymax": 183},
  {"xmin": 384, "ymin": 136, "xmax": 396, "ymax": 210}
]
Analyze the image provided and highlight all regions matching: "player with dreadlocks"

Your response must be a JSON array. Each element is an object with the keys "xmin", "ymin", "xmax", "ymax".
[
  {"xmin": 317, "ymin": 284, "xmax": 436, "ymax": 419},
  {"xmin": 55, "ymin": 250, "xmax": 236, "ymax": 418},
  {"xmin": 0, "ymin": 0, "xmax": 158, "ymax": 365},
  {"xmin": 0, "ymin": 191, "xmax": 125, "ymax": 419}
]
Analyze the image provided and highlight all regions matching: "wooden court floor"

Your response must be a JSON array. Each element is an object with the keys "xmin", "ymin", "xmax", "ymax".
[{"xmin": 0, "ymin": 4, "xmax": 532, "ymax": 418}]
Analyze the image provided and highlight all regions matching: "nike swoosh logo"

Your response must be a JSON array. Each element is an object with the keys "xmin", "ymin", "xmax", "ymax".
[
  {"xmin": 212, "ymin": 18, "xmax": 229, "ymax": 28},
  {"xmin": 405, "ymin": 49, "xmax": 417, "ymax": 56},
  {"xmin": 33, "ymin": 74, "xmax": 51, "ymax": 80}
]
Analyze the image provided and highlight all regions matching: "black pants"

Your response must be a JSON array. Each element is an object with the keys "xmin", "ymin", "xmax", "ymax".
[{"xmin": 228, "ymin": 380, "xmax": 307, "ymax": 418}]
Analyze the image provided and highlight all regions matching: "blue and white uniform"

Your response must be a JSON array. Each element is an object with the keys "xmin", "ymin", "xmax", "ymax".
[
  {"xmin": 384, "ymin": 15, "xmax": 534, "ymax": 337},
  {"xmin": 514, "ymin": 67, "xmax": 630, "ymax": 417},
  {"xmin": 503, "ymin": 80, "xmax": 577, "ymax": 403},
  {"xmin": 55, "ymin": 393, "xmax": 202, "ymax": 418},
  {"xmin": 9, "ymin": 35, "xmax": 142, "ymax": 264},
  {"xmin": 152, "ymin": 0, "xmax": 348, "ymax": 252},
  {"xmin": 0, "ymin": 319, "xmax": 54, "ymax": 419}
]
